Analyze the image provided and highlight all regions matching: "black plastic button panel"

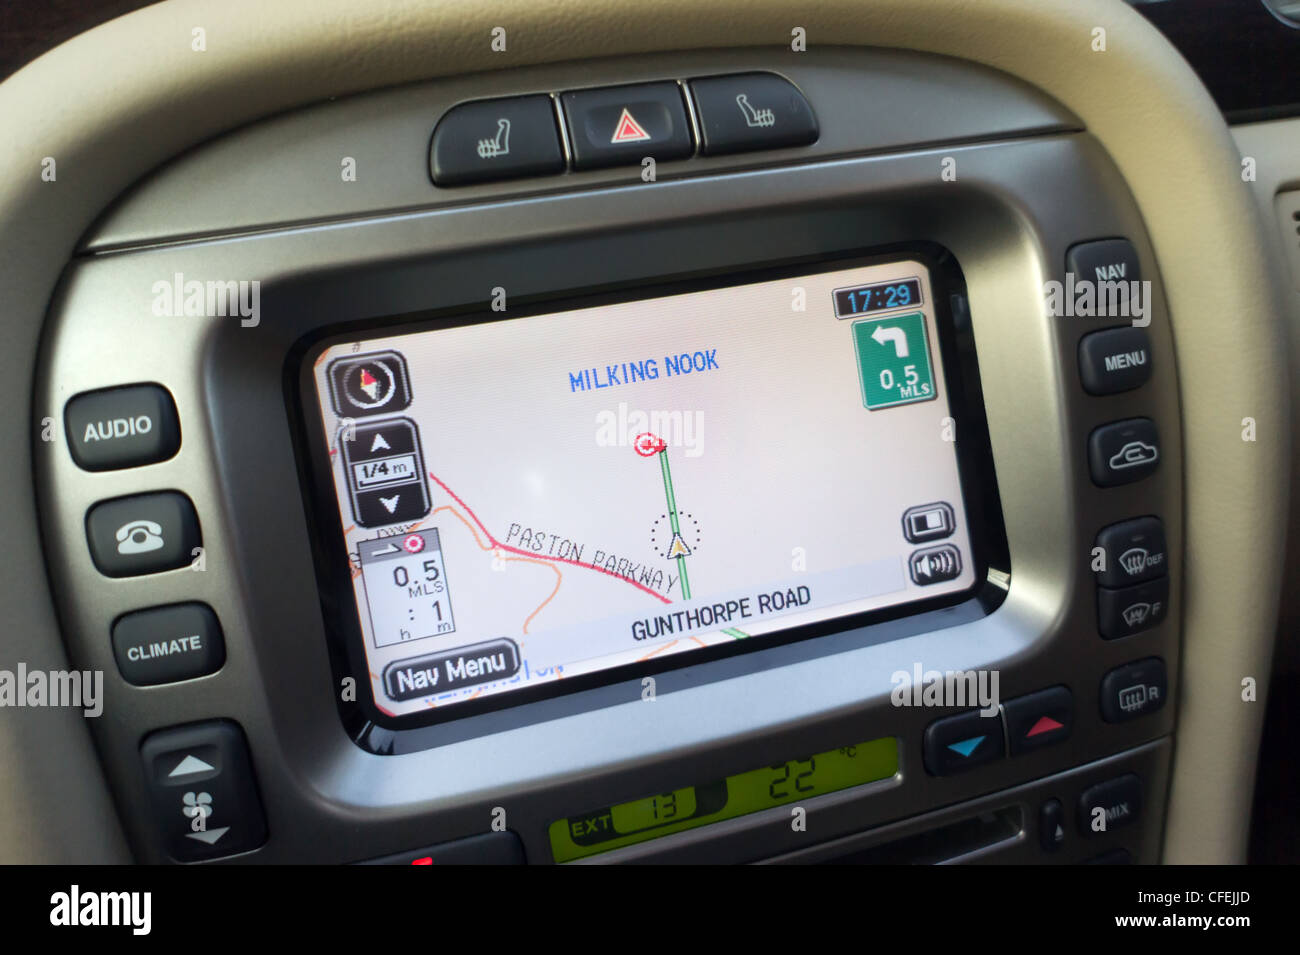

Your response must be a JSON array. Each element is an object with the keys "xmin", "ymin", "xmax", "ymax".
[
  {"xmin": 1077, "ymin": 774, "xmax": 1142, "ymax": 836},
  {"xmin": 1066, "ymin": 238, "xmax": 1141, "ymax": 287},
  {"xmin": 1078, "ymin": 326, "xmax": 1153, "ymax": 396},
  {"xmin": 112, "ymin": 603, "xmax": 226, "ymax": 686},
  {"xmin": 140, "ymin": 720, "xmax": 267, "ymax": 862},
  {"xmin": 1098, "ymin": 576, "xmax": 1169, "ymax": 639},
  {"xmin": 1001, "ymin": 686, "xmax": 1073, "ymax": 756},
  {"xmin": 1093, "ymin": 517, "xmax": 1167, "ymax": 588},
  {"xmin": 65, "ymin": 383, "xmax": 180, "ymax": 471},
  {"xmin": 561, "ymin": 82, "xmax": 693, "ymax": 169},
  {"xmin": 85, "ymin": 491, "xmax": 202, "ymax": 578},
  {"xmin": 1100, "ymin": 658, "xmax": 1168, "ymax": 722},
  {"xmin": 688, "ymin": 72, "xmax": 818, "ymax": 155},
  {"xmin": 922, "ymin": 709, "xmax": 1005, "ymax": 776},
  {"xmin": 430, "ymin": 94, "xmax": 565, "ymax": 186},
  {"xmin": 1088, "ymin": 417, "xmax": 1161, "ymax": 487},
  {"xmin": 430, "ymin": 73, "xmax": 817, "ymax": 185},
  {"xmin": 1039, "ymin": 798, "xmax": 1066, "ymax": 852}
]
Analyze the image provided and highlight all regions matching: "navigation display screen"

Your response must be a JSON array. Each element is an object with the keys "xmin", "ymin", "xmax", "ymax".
[{"xmin": 305, "ymin": 257, "xmax": 981, "ymax": 721}]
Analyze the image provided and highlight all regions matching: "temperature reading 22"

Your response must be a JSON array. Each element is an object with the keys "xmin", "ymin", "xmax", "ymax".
[{"xmin": 768, "ymin": 758, "xmax": 817, "ymax": 799}]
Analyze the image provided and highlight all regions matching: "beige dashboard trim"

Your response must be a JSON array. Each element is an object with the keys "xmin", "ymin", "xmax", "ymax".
[{"xmin": 0, "ymin": 0, "xmax": 1289, "ymax": 862}]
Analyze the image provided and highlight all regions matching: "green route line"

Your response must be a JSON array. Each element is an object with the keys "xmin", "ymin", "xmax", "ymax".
[
  {"xmin": 658, "ymin": 449, "xmax": 691, "ymax": 600},
  {"xmin": 654, "ymin": 446, "xmax": 747, "ymax": 640}
]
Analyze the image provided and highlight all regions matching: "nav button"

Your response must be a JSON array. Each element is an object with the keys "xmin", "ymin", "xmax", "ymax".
[{"xmin": 383, "ymin": 639, "xmax": 522, "ymax": 701}]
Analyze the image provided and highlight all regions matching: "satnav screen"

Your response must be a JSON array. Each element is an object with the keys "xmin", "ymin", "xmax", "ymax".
[{"xmin": 308, "ymin": 258, "xmax": 978, "ymax": 719}]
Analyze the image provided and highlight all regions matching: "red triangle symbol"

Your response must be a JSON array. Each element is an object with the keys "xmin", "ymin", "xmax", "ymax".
[
  {"xmin": 1026, "ymin": 715, "xmax": 1064, "ymax": 738},
  {"xmin": 610, "ymin": 108, "xmax": 652, "ymax": 144}
]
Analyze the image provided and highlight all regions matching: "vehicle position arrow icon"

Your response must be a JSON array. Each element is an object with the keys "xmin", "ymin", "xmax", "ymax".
[{"xmin": 871, "ymin": 324, "xmax": 909, "ymax": 358}]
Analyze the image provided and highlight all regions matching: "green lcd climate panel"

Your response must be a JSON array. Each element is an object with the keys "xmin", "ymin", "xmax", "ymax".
[
  {"xmin": 548, "ymin": 737, "xmax": 899, "ymax": 862},
  {"xmin": 851, "ymin": 311, "xmax": 937, "ymax": 410}
]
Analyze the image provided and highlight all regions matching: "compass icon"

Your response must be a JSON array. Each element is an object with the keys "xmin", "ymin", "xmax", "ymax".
[{"xmin": 327, "ymin": 350, "xmax": 412, "ymax": 417}]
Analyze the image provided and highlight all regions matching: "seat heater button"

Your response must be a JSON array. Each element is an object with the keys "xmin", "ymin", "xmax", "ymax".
[
  {"xmin": 430, "ymin": 94, "xmax": 565, "ymax": 186},
  {"xmin": 688, "ymin": 72, "xmax": 818, "ymax": 155}
]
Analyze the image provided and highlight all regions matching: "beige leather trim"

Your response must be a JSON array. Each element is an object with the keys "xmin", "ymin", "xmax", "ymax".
[{"xmin": 0, "ymin": 0, "xmax": 1289, "ymax": 862}]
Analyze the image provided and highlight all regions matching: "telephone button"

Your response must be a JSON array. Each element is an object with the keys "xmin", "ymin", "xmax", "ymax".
[{"xmin": 86, "ymin": 491, "xmax": 202, "ymax": 578}]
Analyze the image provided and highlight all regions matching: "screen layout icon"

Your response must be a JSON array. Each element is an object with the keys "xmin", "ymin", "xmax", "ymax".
[
  {"xmin": 340, "ymin": 417, "xmax": 431, "ymax": 527},
  {"xmin": 328, "ymin": 350, "xmax": 412, "ymax": 418}
]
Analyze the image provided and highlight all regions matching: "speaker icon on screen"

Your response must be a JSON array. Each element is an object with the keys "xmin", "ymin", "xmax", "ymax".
[{"xmin": 909, "ymin": 544, "xmax": 963, "ymax": 586}]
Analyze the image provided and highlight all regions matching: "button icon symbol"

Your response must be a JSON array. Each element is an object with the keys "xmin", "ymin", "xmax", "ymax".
[
  {"xmin": 902, "ymin": 502, "xmax": 955, "ymax": 543},
  {"xmin": 610, "ymin": 108, "xmax": 652, "ymax": 143},
  {"xmin": 1026, "ymin": 715, "xmax": 1065, "ymax": 738},
  {"xmin": 908, "ymin": 544, "xmax": 963, "ymax": 585},
  {"xmin": 327, "ymin": 350, "xmax": 412, "ymax": 418},
  {"xmin": 168, "ymin": 754, "xmax": 215, "ymax": 777},
  {"xmin": 1121, "ymin": 601, "xmax": 1158, "ymax": 628},
  {"xmin": 476, "ymin": 117, "xmax": 511, "ymax": 158},
  {"xmin": 947, "ymin": 735, "xmax": 985, "ymax": 758},
  {"xmin": 1118, "ymin": 682, "xmax": 1160, "ymax": 713},
  {"xmin": 735, "ymin": 93, "xmax": 775, "ymax": 128},
  {"xmin": 115, "ymin": 519, "xmax": 164, "ymax": 555},
  {"xmin": 1108, "ymin": 439, "xmax": 1159, "ymax": 470},
  {"xmin": 182, "ymin": 790, "xmax": 213, "ymax": 832},
  {"xmin": 1118, "ymin": 546, "xmax": 1154, "ymax": 576}
]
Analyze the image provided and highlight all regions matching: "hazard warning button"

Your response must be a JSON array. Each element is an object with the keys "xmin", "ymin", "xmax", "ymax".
[{"xmin": 560, "ymin": 82, "xmax": 694, "ymax": 169}]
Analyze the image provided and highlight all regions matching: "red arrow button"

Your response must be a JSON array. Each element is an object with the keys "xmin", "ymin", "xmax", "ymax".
[{"xmin": 1026, "ymin": 715, "xmax": 1065, "ymax": 738}]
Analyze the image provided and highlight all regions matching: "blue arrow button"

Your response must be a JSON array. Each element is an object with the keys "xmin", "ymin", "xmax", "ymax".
[{"xmin": 947, "ymin": 735, "xmax": 986, "ymax": 758}]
